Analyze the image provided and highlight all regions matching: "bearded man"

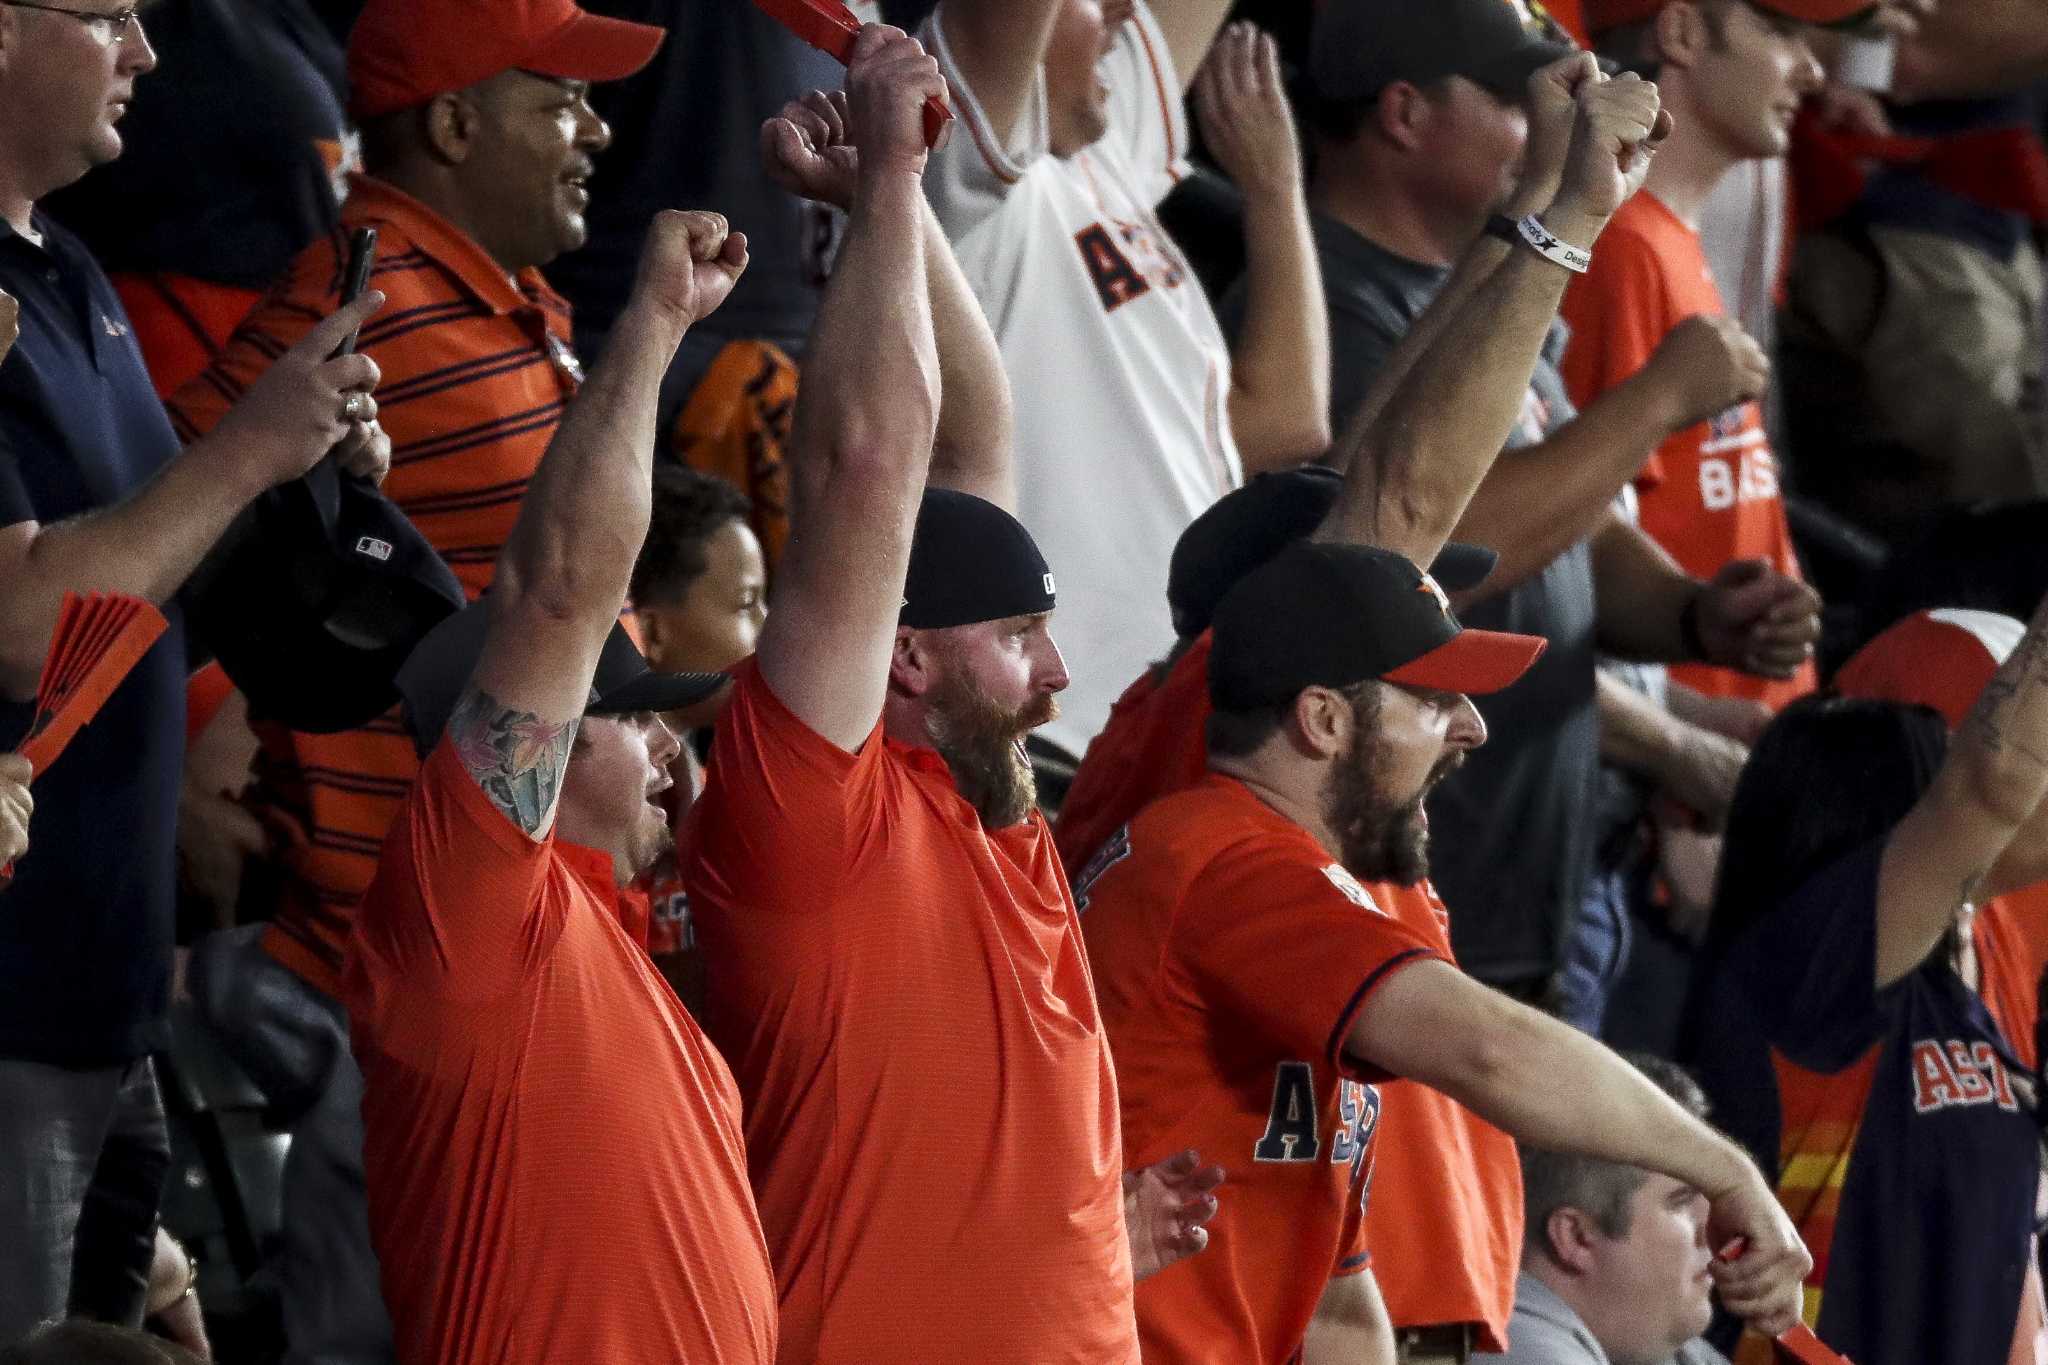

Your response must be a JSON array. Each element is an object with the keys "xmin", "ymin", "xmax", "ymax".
[{"xmin": 1077, "ymin": 541, "xmax": 1813, "ymax": 1365}]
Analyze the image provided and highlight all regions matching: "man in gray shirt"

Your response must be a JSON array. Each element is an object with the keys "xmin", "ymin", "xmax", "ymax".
[{"xmin": 1504, "ymin": 1054, "xmax": 1732, "ymax": 1365}]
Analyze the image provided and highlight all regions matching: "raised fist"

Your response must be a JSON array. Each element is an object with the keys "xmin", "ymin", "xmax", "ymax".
[
  {"xmin": 762, "ymin": 89, "xmax": 860, "ymax": 212},
  {"xmin": 1641, "ymin": 315, "xmax": 1770, "ymax": 431},
  {"xmin": 1508, "ymin": 51, "xmax": 1598, "ymax": 217},
  {"xmin": 845, "ymin": 24, "xmax": 947, "ymax": 179},
  {"xmin": 632, "ymin": 209, "xmax": 749, "ymax": 329},
  {"xmin": 1551, "ymin": 70, "xmax": 1671, "ymax": 239}
]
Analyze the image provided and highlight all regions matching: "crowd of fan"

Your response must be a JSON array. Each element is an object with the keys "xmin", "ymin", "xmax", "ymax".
[{"xmin": 0, "ymin": 0, "xmax": 2044, "ymax": 1362}]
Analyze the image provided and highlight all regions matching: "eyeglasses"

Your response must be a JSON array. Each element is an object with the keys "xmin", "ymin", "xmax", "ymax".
[{"xmin": 1, "ymin": 0, "xmax": 141, "ymax": 46}]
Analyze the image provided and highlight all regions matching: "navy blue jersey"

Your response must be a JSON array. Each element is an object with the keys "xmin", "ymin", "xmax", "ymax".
[{"xmin": 1691, "ymin": 839, "xmax": 2040, "ymax": 1365}]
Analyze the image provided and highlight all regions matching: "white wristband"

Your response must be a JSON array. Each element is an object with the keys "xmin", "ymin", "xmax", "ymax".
[{"xmin": 1514, "ymin": 214, "xmax": 1592, "ymax": 274}]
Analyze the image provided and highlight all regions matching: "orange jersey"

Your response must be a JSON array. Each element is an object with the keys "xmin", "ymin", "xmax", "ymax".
[
  {"xmin": 1080, "ymin": 775, "xmax": 1439, "ymax": 1363},
  {"xmin": 684, "ymin": 661, "xmax": 1135, "ymax": 1363},
  {"xmin": 1060, "ymin": 644, "xmax": 1525, "ymax": 1346},
  {"xmin": 1058, "ymin": 631, "xmax": 1214, "ymax": 877},
  {"xmin": 166, "ymin": 175, "xmax": 579, "ymax": 995},
  {"xmin": 1559, "ymin": 192, "xmax": 1816, "ymax": 710},
  {"xmin": 344, "ymin": 745, "xmax": 776, "ymax": 1365}
]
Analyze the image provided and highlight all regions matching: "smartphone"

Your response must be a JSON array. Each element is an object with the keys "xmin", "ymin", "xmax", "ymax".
[{"xmin": 333, "ymin": 226, "xmax": 379, "ymax": 358}]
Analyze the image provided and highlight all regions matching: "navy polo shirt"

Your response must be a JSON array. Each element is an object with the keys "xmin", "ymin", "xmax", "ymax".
[{"xmin": 0, "ymin": 213, "xmax": 187, "ymax": 1066}]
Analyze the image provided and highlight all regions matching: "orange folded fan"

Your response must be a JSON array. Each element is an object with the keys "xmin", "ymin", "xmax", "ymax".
[
  {"xmin": 750, "ymin": 0, "xmax": 953, "ymax": 146},
  {"xmin": 15, "ymin": 591, "xmax": 168, "ymax": 776}
]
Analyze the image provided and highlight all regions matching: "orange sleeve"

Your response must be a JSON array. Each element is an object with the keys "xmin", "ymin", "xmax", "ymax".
[
  {"xmin": 1177, "ymin": 846, "xmax": 1443, "ymax": 1084},
  {"xmin": 184, "ymin": 661, "xmax": 234, "ymax": 744},
  {"xmin": 164, "ymin": 230, "xmax": 344, "ymax": 444},
  {"xmin": 350, "ymin": 743, "xmax": 557, "ymax": 1004},
  {"xmin": 688, "ymin": 658, "xmax": 872, "ymax": 913},
  {"xmin": 1558, "ymin": 226, "xmax": 1679, "ymax": 486}
]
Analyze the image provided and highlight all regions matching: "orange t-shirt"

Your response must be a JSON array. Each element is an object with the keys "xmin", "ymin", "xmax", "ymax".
[
  {"xmin": 1057, "ymin": 632, "xmax": 1214, "ymax": 877},
  {"xmin": 684, "ymin": 661, "xmax": 1135, "ymax": 1363},
  {"xmin": 167, "ymin": 174, "xmax": 580, "ymax": 997},
  {"xmin": 1056, "ymin": 645, "xmax": 1525, "ymax": 1349},
  {"xmin": 1080, "ymin": 775, "xmax": 1437, "ymax": 1363},
  {"xmin": 1558, "ymin": 192, "xmax": 1817, "ymax": 710},
  {"xmin": 343, "ymin": 744, "xmax": 776, "ymax": 1365}
]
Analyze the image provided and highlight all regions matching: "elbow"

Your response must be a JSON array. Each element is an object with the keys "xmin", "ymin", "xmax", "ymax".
[
  {"xmin": 1951, "ymin": 745, "xmax": 2046, "ymax": 837},
  {"xmin": 1232, "ymin": 391, "xmax": 1335, "ymax": 468}
]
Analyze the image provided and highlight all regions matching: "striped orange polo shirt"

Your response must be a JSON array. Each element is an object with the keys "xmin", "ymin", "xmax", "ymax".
[{"xmin": 166, "ymin": 173, "xmax": 579, "ymax": 996}]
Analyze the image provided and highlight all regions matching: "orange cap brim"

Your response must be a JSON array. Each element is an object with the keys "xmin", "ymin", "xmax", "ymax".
[{"xmin": 1382, "ymin": 628, "xmax": 1548, "ymax": 697}]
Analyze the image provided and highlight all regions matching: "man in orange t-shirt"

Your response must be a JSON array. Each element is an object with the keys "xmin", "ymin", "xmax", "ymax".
[
  {"xmin": 1563, "ymin": 0, "xmax": 1849, "ymax": 709},
  {"xmin": 1081, "ymin": 541, "xmax": 1817, "ymax": 1363},
  {"xmin": 683, "ymin": 35, "xmax": 1220, "ymax": 1363},
  {"xmin": 345, "ymin": 208, "xmax": 774, "ymax": 1362}
]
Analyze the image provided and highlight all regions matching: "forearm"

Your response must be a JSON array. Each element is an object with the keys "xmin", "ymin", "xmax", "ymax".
[
  {"xmin": 1303, "ymin": 1271, "xmax": 1395, "ymax": 1365},
  {"xmin": 493, "ymin": 296, "xmax": 689, "ymax": 625},
  {"xmin": 1429, "ymin": 982, "xmax": 1750, "ymax": 1196},
  {"xmin": 1450, "ymin": 377, "xmax": 1672, "ymax": 599},
  {"xmin": 1227, "ymin": 185, "xmax": 1331, "ymax": 470},
  {"xmin": 1596, "ymin": 668, "xmax": 1685, "ymax": 778},
  {"xmin": 793, "ymin": 171, "xmax": 937, "ymax": 499},
  {"xmin": 922, "ymin": 200, "xmax": 1014, "ymax": 508},
  {"xmin": 1590, "ymin": 512, "xmax": 1695, "ymax": 663},
  {"xmin": 1894, "ymin": 0, "xmax": 2048, "ymax": 99},
  {"xmin": 1318, "ymin": 233, "xmax": 1580, "ymax": 565},
  {"xmin": 0, "ymin": 438, "xmax": 260, "ymax": 696}
]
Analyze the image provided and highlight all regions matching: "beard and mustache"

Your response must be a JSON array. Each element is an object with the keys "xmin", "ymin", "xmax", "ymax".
[
  {"xmin": 923, "ymin": 672, "xmax": 1060, "ymax": 829},
  {"xmin": 1325, "ymin": 729, "xmax": 1465, "ymax": 887}
]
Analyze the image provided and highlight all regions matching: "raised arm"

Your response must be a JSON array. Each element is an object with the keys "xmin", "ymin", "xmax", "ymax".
[
  {"xmin": 1198, "ymin": 24, "xmax": 1330, "ymax": 470},
  {"xmin": 755, "ymin": 28, "xmax": 946, "ymax": 752},
  {"xmin": 0, "ymin": 295, "xmax": 388, "ymax": 699},
  {"xmin": 762, "ymin": 88, "xmax": 1017, "ymax": 512},
  {"xmin": 1317, "ymin": 59, "xmax": 1668, "ymax": 565},
  {"xmin": 929, "ymin": 0, "xmax": 1066, "ymax": 149},
  {"xmin": 1876, "ymin": 587, "xmax": 2048, "ymax": 986},
  {"xmin": 1347, "ymin": 959, "xmax": 1811, "ymax": 1338},
  {"xmin": 453, "ymin": 212, "xmax": 745, "ymax": 835},
  {"xmin": 1892, "ymin": 0, "xmax": 2048, "ymax": 99}
]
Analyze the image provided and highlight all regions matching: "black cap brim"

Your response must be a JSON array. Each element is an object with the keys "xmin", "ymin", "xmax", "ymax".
[
  {"xmin": 1470, "ymin": 33, "xmax": 1577, "ymax": 98},
  {"xmin": 585, "ymin": 665, "xmax": 728, "ymax": 716},
  {"xmin": 1427, "ymin": 542, "xmax": 1498, "ymax": 594}
]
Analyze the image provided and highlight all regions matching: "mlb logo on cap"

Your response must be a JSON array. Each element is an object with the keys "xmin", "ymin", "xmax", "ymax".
[{"xmin": 355, "ymin": 536, "xmax": 394, "ymax": 562}]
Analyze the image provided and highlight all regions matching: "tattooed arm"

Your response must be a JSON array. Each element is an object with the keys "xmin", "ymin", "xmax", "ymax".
[
  {"xmin": 453, "ymin": 212, "xmax": 745, "ymax": 835},
  {"xmin": 1876, "ymin": 589, "xmax": 2048, "ymax": 988}
]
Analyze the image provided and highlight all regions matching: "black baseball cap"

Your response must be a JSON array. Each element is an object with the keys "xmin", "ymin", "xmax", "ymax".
[
  {"xmin": 1209, "ymin": 541, "xmax": 1547, "ymax": 711},
  {"xmin": 394, "ymin": 597, "xmax": 727, "ymax": 757},
  {"xmin": 1168, "ymin": 467, "xmax": 1500, "ymax": 638},
  {"xmin": 1310, "ymin": 0, "xmax": 1575, "ymax": 104},
  {"xmin": 184, "ymin": 457, "xmax": 468, "ymax": 734},
  {"xmin": 901, "ymin": 487, "xmax": 1057, "ymax": 630}
]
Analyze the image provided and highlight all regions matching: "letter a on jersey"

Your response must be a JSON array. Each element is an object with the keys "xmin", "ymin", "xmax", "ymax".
[{"xmin": 1254, "ymin": 1061, "xmax": 1320, "ymax": 1162}]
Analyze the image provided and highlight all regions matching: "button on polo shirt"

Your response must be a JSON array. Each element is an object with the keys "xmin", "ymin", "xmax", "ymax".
[{"xmin": 0, "ymin": 213, "xmax": 188, "ymax": 1065}]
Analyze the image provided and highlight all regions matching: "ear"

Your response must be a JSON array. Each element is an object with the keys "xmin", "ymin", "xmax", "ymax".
[
  {"xmin": 888, "ymin": 626, "xmax": 933, "ymax": 700},
  {"xmin": 422, "ymin": 90, "xmax": 481, "ymax": 166},
  {"xmin": 1375, "ymin": 81, "xmax": 1433, "ymax": 153},
  {"xmin": 1287, "ymin": 686, "xmax": 1352, "ymax": 761},
  {"xmin": 632, "ymin": 604, "xmax": 676, "ymax": 670},
  {"xmin": 1653, "ymin": 0, "xmax": 1711, "ymax": 71},
  {"xmin": 1544, "ymin": 1206, "xmax": 1601, "ymax": 1276}
]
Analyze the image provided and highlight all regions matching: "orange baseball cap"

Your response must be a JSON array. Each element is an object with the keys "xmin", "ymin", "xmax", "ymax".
[
  {"xmin": 1583, "ymin": 0, "xmax": 1877, "ymax": 34},
  {"xmin": 347, "ymin": 0, "xmax": 666, "ymax": 119},
  {"xmin": 1833, "ymin": 608, "xmax": 2025, "ymax": 730}
]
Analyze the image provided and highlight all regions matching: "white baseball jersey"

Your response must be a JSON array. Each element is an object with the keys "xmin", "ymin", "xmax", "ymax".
[{"xmin": 924, "ymin": 0, "xmax": 1244, "ymax": 758}]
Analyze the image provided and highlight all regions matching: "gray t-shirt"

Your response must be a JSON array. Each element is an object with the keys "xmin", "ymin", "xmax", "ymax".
[
  {"xmin": 1493, "ymin": 1273, "xmax": 1731, "ymax": 1365},
  {"xmin": 1222, "ymin": 212, "xmax": 1598, "ymax": 988}
]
